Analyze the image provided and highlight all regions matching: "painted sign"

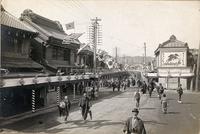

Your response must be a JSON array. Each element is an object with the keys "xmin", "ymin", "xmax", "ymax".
[{"xmin": 161, "ymin": 52, "xmax": 186, "ymax": 67}]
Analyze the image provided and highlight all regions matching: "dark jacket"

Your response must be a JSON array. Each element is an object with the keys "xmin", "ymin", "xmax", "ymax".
[
  {"xmin": 79, "ymin": 96, "xmax": 91, "ymax": 109},
  {"xmin": 64, "ymin": 99, "xmax": 71, "ymax": 111},
  {"xmin": 123, "ymin": 116, "xmax": 146, "ymax": 134}
]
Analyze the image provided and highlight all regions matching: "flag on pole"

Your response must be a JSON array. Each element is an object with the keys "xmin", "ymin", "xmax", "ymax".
[
  {"xmin": 65, "ymin": 22, "xmax": 75, "ymax": 30},
  {"xmin": 77, "ymin": 43, "xmax": 90, "ymax": 54}
]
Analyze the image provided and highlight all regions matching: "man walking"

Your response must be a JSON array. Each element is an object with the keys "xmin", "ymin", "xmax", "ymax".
[
  {"xmin": 177, "ymin": 84, "xmax": 183, "ymax": 103},
  {"xmin": 64, "ymin": 96, "xmax": 71, "ymax": 121},
  {"xmin": 123, "ymin": 108, "xmax": 146, "ymax": 134},
  {"xmin": 112, "ymin": 80, "xmax": 116, "ymax": 92},
  {"xmin": 134, "ymin": 89, "xmax": 141, "ymax": 109},
  {"xmin": 79, "ymin": 93, "xmax": 92, "ymax": 120}
]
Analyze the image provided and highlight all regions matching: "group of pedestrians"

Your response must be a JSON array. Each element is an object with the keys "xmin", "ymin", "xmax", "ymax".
[
  {"xmin": 58, "ymin": 92, "xmax": 93, "ymax": 121},
  {"xmin": 123, "ymin": 80, "xmax": 184, "ymax": 134},
  {"xmin": 58, "ymin": 96, "xmax": 71, "ymax": 121}
]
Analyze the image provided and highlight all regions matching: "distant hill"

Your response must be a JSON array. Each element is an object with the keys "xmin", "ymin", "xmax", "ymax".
[{"xmin": 117, "ymin": 56, "xmax": 154, "ymax": 65}]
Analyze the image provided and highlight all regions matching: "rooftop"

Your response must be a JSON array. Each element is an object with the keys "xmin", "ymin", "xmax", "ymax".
[{"xmin": 1, "ymin": 6, "xmax": 37, "ymax": 33}]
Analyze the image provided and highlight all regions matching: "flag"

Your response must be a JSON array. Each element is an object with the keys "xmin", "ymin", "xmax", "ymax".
[
  {"xmin": 69, "ymin": 33, "xmax": 84, "ymax": 39},
  {"xmin": 105, "ymin": 57, "xmax": 115, "ymax": 69},
  {"xmin": 77, "ymin": 43, "xmax": 90, "ymax": 54},
  {"xmin": 65, "ymin": 22, "xmax": 75, "ymax": 30}
]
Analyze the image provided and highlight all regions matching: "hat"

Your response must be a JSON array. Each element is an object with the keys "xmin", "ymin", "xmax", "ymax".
[{"xmin": 132, "ymin": 108, "xmax": 139, "ymax": 113}]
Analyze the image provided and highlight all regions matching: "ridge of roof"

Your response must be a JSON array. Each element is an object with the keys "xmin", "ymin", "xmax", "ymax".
[
  {"xmin": 1, "ymin": 6, "xmax": 37, "ymax": 33},
  {"xmin": 21, "ymin": 9, "xmax": 64, "ymax": 33}
]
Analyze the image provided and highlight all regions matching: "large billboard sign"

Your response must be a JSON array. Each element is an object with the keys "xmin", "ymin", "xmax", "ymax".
[{"xmin": 161, "ymin": 52, "xmax": 186, "ymax": 67}]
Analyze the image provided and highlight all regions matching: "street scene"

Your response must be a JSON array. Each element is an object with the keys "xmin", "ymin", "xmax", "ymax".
[
  {"xmin": 1, "ymin": 87, "xmax": 200, "ymax": 134},
  {"xmin": 0, "ymin": 0, "xmax": 200, "ymax": 134}
]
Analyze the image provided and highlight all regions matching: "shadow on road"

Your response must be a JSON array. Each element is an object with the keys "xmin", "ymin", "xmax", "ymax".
[
  {"xmin": 44, "ymin": 119, "xmax": 124, "ymax": 133},
  {"xmin": 167, "ymin": 111, "xmax": 180, "ymax": 114},
  {"xmin": 181, "ymin": 102, "xmax": 196, "ymax": 105},
  {"xmin": 1, "ymin": 90, "xmax": 125, "ymax": 133},
  {"xmin": 144, "ymin": 120, "xmax": 168, "ymax": 126},
  {"xmin": 140, "ymin": 107, "xmax": 157, "ymax": 110}
]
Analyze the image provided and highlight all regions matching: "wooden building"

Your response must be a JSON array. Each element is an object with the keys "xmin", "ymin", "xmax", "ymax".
[
  {"xmin": 153, "ymin": 35, "xmax": 194, "ymax": 89},
  {"xmin": 20, "ymin": 9, "xmax": 81, "ymax": 74},
  {"xmin": 76, "ymin": 43, "xmax": 94, "ymax": 73},
  {"xmin": 0, "ymin": 6, "xmax": 44, "ymax": 117}
]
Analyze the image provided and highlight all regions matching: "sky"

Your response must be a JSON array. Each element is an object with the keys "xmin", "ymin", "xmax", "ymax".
[{"xmin": 1, "ymin": 0, "xmax": 200, "ymax": 57}]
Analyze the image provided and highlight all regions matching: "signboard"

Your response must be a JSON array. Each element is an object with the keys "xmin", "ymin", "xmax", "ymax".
[{"xmin": 161, "ymin": 52, "xmax": 186, "ymax": 67}]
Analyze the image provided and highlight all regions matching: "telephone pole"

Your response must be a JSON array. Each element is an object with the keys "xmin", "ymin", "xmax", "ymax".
[
  {"xmin": 144, "ymin": 42, "xmax": 147, "ymax": 74},
  {"xmin": 195, "ymin": 42, "xmax": 200, "ymax": 91},
  {"xmin": 115, "ymin": 47, "xmax": 118, "ymax": 63},
  {"xmin": 90, "ymin": 17, "xmax": 102, "ymax": 75},
  {"xmin": 144, "ymin": 42, "xmax": 146, "ymax": 67}
]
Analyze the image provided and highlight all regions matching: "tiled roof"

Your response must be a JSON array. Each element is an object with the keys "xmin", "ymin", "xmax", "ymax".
[
  {"xmin": 155, "ymin": 35, "xmax": 188, "ymax": 54},
  {"xmin": 160, "ymin": 35, "xmax": 187, "ymax": 48},
  {"xmin": 20, "ymin": 9, "xmax": 81, "ymax": 47},
  {"xmin": 20, "ymin": 9, "xmax": 67, "ymax": 41},
  {"xmin": 1, "ymin": 8, "xmax": 37, "ymax": 33}
]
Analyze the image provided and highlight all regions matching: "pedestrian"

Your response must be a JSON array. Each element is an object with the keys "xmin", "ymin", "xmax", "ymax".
[
  {"xmin": 64, "ymin": 96, "xmax": 71, "ymax": 121},
  {"xmin": 79, "ymin": 93, "xmax": 92, "ymax": 120},
  {"xmin": 123, "ymin": 108, "xmax": 146, "ymax": 134},
  {"xmin": 123, "ymin": 80, "xmax": 127, "ymax": 91},
  {"xmin": 127, "ymin": 79, "xmax": 131, "ymax": 87},
  {"xmin": 177, "ymin": 84, "xmax": 183, "ymax": 103},
  {"xmin": 158, "ymin": 83, "xmax": 164, "ymax": 100},
  {"xmin": 161, "ymin": 94, "xmax": 168, "ymax": 114},
  {"xmin": 90, "ymin": 87, "xmax": 95, "ymax": 100},
  {"xmin": 148, "ymin": 84, "xmax": 153, "ymax": 98},
  {"xmin": 132, "ymin": 78, "xmax": 136, "ymax": 87},
  {"xmin": 94, "ymin": 89, "xmax": 99, "ymax": 99},
  {"xmin": 141, "ymin": 81, "xmax": 147, "ymax": 94},
  {"xmin": 117, "ymin": 80, "xmax": 121, "ymax": 91},
  {"xmin": 112, "ymin": 81, "xmax": 116, "ymax": 92},
  {"xmin": 134, "ymin": 89, "xmax": 141, "ymax": 109},
  {"xmin": 58, "ymin": 99, "xmax": 66, "ymax": 118}
]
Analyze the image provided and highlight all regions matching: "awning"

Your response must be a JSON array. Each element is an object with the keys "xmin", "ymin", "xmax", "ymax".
[{"xmin": 2, "ymin": 58, "xmax": 43, "ymax": 69}]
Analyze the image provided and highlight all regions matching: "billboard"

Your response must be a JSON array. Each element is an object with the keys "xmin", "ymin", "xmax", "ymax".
[{"xmin": 161, "ymin": 52, "xmax": 186, "ymax": 67}]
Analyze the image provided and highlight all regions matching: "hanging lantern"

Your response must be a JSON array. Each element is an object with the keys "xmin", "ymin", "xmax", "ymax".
[
  {"xmin": 33, "ymin": 76, "xmax": 38, "ymax": 84},
  {"xmin": 75, "ymin": 75, "xmax": 78, "ymax": 80},
  {"xmin": 46, "ymin": 77, "xmax": 51, "ymax": 83},
  {"xmin": 19, "ymin": 78, "xmax": 25, "ymax": 86},
  {"xmin": 67, "ymin": 75, "xmax": 71, "ymax": 80},
  {"xmin": 81, "ymin": 75, "xmax": 84, "ymax": 79},
  {"xmin": 58, "ymin": 76, "xmax": 62, "ymax": 81},
  {"xmin": 179, "ymin": 72, "xmax": 181, "ymax": 77},
  {"xmin": 0, "ymin": 79, "xmax": 5, "ymax": 87}
]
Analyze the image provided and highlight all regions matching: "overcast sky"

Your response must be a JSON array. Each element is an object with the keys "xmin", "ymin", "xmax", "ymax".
[{"xmin": 2, "ymin": 0, "xmax": 200, "ymax": 57}]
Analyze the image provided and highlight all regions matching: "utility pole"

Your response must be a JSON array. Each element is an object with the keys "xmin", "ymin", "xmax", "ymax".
[
  {"xmin": 144, "ymin": 42, "xmax": 146, "ymax": 67},
  {"xmin": 90, "ymin": 17, "xmax": 101, "ymax": 75},
  {"xmin": 195, "ymin": 42, "xmax": 200, "ymax": 91},
  {"xmin": 144, "ymin": 42, "xmax": 147, "ymax": 74},
  {"xmin": 115, "ymin": 47, "xmax": 118, "ymax": 63}
]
